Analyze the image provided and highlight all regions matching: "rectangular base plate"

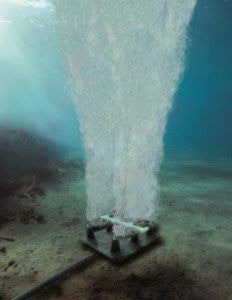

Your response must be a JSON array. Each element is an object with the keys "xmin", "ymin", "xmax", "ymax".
[{"xmin": 82, "ymin": 229, "xmax": 161, "ymax": 264}]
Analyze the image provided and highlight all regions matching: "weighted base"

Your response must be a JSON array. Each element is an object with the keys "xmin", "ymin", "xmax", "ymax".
[{"xmin": 82, "ymin": 227, "xmax": 161, "ymax": 264}]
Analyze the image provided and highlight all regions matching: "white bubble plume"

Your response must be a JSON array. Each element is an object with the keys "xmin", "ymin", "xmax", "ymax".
[{"xmin": 55, "ymin": 0, "xmax": 196, "ymax": 234}]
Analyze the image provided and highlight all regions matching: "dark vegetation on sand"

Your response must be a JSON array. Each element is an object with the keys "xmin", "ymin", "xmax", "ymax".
[
  {"xmin": 36, "ymin": 262, "xmax": 207, "ymax": 300},
  {"xmin": 0, "ymin": 126, "xmax": 83, "ymax": 229}
]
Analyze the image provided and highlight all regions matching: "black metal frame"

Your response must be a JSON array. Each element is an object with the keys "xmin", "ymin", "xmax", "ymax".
[{"xmin": 82, "ymin": 224, "xmax": 161, "ymax": 263}]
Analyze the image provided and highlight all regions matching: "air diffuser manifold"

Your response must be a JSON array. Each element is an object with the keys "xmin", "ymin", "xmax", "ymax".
[{"xmin": 82, "ymin": 215, "xmax": 162, "ymax": 263}]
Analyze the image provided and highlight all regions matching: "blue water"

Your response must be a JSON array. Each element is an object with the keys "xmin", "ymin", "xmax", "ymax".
[
  {"xmin": 0, "ymin": 0, "xmax": 231, "ymax": 159},
  {"xmin": 165, "ymin": 0, "xmax": 232, "ymax": 157}
]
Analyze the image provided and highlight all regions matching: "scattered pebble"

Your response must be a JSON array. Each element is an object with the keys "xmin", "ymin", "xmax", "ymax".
[{"xmin": 0, "ymin": 247, "xmax": 6, "ymax": 253}]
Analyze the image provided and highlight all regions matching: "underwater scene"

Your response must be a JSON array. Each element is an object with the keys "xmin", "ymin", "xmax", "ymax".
[{"xmin": 0, "ymin": 0, "xmax": 231, "ymax": 299}]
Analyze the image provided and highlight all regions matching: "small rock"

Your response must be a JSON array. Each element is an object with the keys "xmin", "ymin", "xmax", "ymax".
[
  {"xmin": 36, "ymin": 214, "xmax": 45, "ymax": 224},
  {"xmin": 0, "ymin": 247, "xmax": 6, "ymax": 253},
  {"xmin": 8, "ymin": 261, "xmax": 16, "ymax": 267}
]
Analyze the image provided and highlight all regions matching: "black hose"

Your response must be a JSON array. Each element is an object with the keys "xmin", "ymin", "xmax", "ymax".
[{"xmin": 14, "ymin": 253, "xmax": 96, "ymax": 300}]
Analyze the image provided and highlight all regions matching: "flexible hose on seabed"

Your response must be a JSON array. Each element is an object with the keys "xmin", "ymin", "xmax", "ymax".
[{"xmin": 14, "ymin": 254, "xmax": 96, "ymax": 300}]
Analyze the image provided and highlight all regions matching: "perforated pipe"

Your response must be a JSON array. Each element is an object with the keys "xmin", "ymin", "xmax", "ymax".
[{"xmin": 100, "ymin": 215, "xmax": 149, "ymax": 234}]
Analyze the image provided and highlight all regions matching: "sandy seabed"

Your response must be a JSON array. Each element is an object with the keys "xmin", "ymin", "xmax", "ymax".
[{"xmin": 0, "ymin": 152, "xmax": 231, "ymax": 299}]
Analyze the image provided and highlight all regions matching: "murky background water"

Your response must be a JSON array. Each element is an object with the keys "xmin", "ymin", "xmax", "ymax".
[{"xmin": 0, "ymin": 0, "xmax": 231, "ymax": 159}]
